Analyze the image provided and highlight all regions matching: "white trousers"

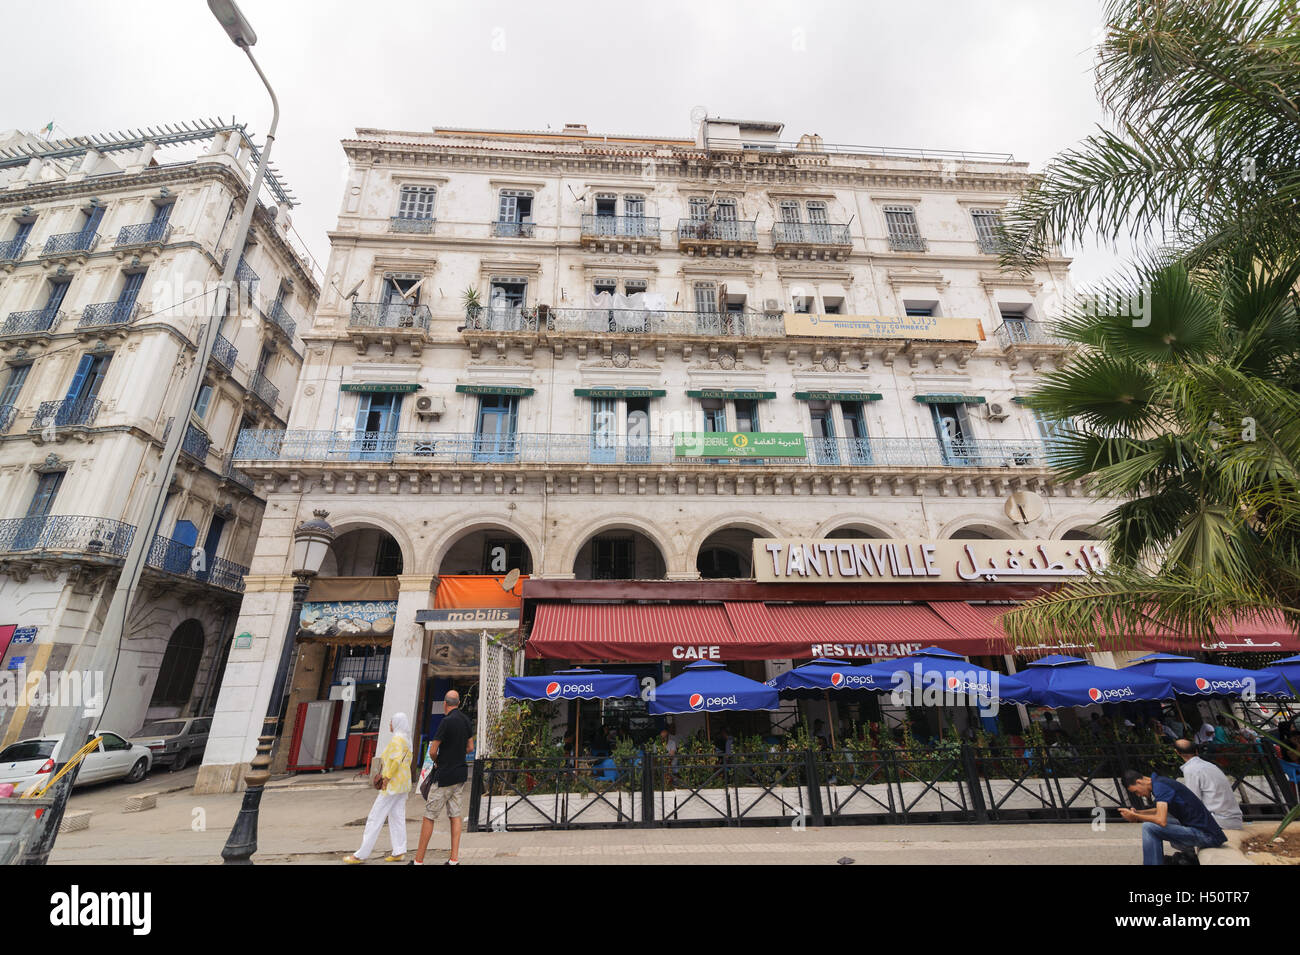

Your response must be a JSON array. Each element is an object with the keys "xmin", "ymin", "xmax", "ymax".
[{"xmin": 356, "ymin": 791, "xmax": 408, "ymax": 859}]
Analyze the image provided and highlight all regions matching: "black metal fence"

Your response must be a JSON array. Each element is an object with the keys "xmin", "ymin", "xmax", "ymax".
[{"xmin": 467, "ymin": 742, "xmax": 1297, "ymax": 831}]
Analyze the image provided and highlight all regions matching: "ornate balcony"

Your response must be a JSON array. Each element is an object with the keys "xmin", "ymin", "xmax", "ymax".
[
  {"xmin": 163, "ymin": 418, "xmax": 212, "ymax": 463},
  {"xmin": 220, "ymin": 250, "xmax": 260, "ymax": 298},
  {"xmin": 390, "ymin": 216, "xmax": 435, "ymax": 234},
  {"xmin": 580, "ymin": 215, "xmax": 660, "ymax": 253},
  {"xmin": 234, "ymin": 429, "xmax": 1052, "ymax": 472},
  {"xmin": 770, "ymin": 221, "xmax": 853, "ymax": 260},
  {"xmin": 221, "ymin": 456, "xmax": 256, "ymax": 494},
  {"xmin": 266, "ymin": 299, "xmax": 297, "ymax": 341},
  {"xmin": 250, "ymin": 371, "xmax": 280, "ymax": 415},
  {"xmin": 348, "ymin": 301, "xmax": 431, "ymax": 356},
  {"xmin": 995, "ymin": 321, "xmax": 1074, "ymax": 368},
  {"xmin": 79, "ymin": 301, "xmax": 139, "ymax": 329},
  {"xmin": 211, "ymin": 332, "xmax": 238, "ymax": 373},
  {"xmin": 30, "ymin": 396, "xmax": 101, "ymax": 435},
  {"xmin": 0, "ymin": 514, "xmax": 134, "ymax": 560},
  {"xmin": 115, "ymin": 221, "xmax": 172, "ymax": 249},
  {"xmin": 677, "ymin": 218, "xmax": 759, "ymax": 257},
  {"xmin": 886, "ymin": 232, "xmax": 929, "ymax": 253},
  {"xmin": 0, "ymin": 237, "xmax": 27, "ymax": 265},
  {"xmin": 40, "ymin": 230, "xmax": 100, "ymax": 259},
  {"xmin": 492, "ymin": 219, "xmax": 535, "ymax": 238},
  {"xmin": 0, "ymin": 404, "xmax": 16, "ymax": 435},
  {"xmin": 1, "ymin": 306, "xmax": 62, "ymax": 339},
  {"xmin": 145, "ymin": 535, "xmax": 248, "ymax": 593}
]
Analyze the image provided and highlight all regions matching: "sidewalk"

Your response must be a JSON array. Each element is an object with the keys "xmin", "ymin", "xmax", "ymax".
[{"xmin": 47, "ymin": 774, "xmax": 1141, "ymax": 864}]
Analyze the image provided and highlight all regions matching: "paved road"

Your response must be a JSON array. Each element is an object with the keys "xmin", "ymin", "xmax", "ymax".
[{"xmin": 48, "ymin": 771, "xmax": 1141, "ymax": 865}]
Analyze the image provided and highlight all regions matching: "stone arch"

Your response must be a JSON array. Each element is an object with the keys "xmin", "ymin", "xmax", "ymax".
[
  {"xmin": 563, "ymin": 515, "xmax": 674, "ymax": 579},
  {"xmin": 936, "ymin": 515, "xmax": 1026, "ymax": 540},
  {"xmin": 428, "ymin": 516, "xmax": 542, "ymax": 576},
  {"xmin": 813, "ymin": 516, "xmax": 897, "ymax": 539},
  {"xmin": 149, "ymin": 618, "xmax": 205, "ymax": 710},
  {"xmin": 320, "ymin": 513, "xmax": 413, "ymax": 578},
  {"xmin": 1051, "ymin": 516, "xmax": 1107, "ymax": 540},
  {"xmin": 690, "ymin": 515, "xmax": 784, "ymax": 580}
]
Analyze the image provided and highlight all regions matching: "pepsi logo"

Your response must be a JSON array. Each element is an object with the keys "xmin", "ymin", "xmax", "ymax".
[
  {"xmin": 1089, "ymin": 687, "xmax": 1102, "ymax": 702},
  {"xmin": 1195, "ymin": 677, "xmax": 1210, "ymax": 691},
  {"xmin": 831, "ymin": 672, "xmax": 844, "ymax": 688},
  {"xmin": 689, "ymin": 693, "xmax": 705, "ymax": 710},
  {"xmin": 947, "ymin": 676, "xmax": 960, "ymax": 690},
  {"xmin": 545, "ymin": 681, "xmax": 561, "ymax": 699}
]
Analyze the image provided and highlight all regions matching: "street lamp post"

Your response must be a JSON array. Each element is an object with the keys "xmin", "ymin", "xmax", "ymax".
[
  {"xmin": 221, "ymin": 510, "xmax": 334, "ymax": 864},
  {"xmin": 17, "ymin": 0, "xmax": 283, "ymax": 865}
]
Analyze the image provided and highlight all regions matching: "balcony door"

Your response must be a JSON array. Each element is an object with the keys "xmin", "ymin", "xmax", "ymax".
[
  {"xmin": 15, "ymin": 471, "xmax": 64, "ymax": 549},
  {"xmin": 930, "ymin": 402, "xmax": 973, "ymax": 465},
  {"xmin": 351, "ymin": 391, "xmax": 402, "ymax": 460},
  {"xmin": 810, "ymin": 404, "xmax": 839, "ymax": 465},
  {"xmin": 590, "ymin": 398, "xmax": 617, "ymax": 464},
  {"xmin": 81, "ymin": 205, "xmax": 105, "ymax": 237},
  {"xmin": 474, "ymin": 394, "xmax": 518, "ymax": 462},
  {"xmin": 198, "ymin": 514, "xmax": 225, "ymax": 583},
  {"xmin": 808, "ymin": 201, "xmax": 830, "ymax": 244},
  {"xmin": 841, "ymin": 401, "xmax": 872, "ymax": 464},
  {"xmin": 626, "ymin": 399, "xmax": 650, "ymax": 464},
  {"xmin": 64, "ymin": 353, "xmax": 111, "ymax": 420}
]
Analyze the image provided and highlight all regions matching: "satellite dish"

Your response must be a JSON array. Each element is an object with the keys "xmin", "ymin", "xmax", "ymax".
[
  {"xmin": 501, "ymin": 568, "xmax": 521, "ymax": 592},
  {"xmin": 1004, "ymin": 490, "xmax": 1045, "ymax": 525}
]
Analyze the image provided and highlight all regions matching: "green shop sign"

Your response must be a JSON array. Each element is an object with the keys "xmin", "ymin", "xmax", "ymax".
[
  {"xmin": 674, "ymin": 431, "xmax": 808, "ymax": 458},
  {"xmin": 340, "ymin": 383, "xmax": 422, "ymax": 393},
  {"xmin": 454, "ymin": 385, "xmax": 536, "ymax": 396},
  {"xmin": 574, "ymin": 388, "xmax": 667, "ymax": 398}
]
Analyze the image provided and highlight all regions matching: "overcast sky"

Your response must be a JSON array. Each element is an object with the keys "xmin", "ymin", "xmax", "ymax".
[{"xmin": 9, "ymin": 0, "xmax": 1125, "ymax": 284}]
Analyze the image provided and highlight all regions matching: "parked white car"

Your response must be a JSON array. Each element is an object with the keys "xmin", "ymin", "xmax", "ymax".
[{"xmin": 0, "ymin": 732, "xmax": 152, "ymax": 795}]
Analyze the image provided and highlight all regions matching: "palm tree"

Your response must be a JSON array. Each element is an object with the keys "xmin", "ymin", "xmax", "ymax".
[
  {"xmin": 1004, "ymin": 247, "xmax": 1300, "ymax": 648},
  {"xmin": 1000, "ymin": 0, "xmax": 1300, "ymax": 272}
]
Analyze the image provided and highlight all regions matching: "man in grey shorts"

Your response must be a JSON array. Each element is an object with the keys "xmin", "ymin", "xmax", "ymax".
[{"xmin": 412, "ymin": 690, "xmax": 474, "ymax": 865}]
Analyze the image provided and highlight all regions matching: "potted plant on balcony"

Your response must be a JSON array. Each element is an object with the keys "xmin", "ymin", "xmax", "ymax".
[{"xmin": 462, "ymin": 286, "xmax": 482, "ymax": 326}]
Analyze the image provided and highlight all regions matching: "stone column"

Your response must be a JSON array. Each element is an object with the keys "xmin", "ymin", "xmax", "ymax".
[
  {"xmin": 375, "ymin": 575, "xmax": 434, "ymax": 761},
  {"xmin": 194, "ymin": 574, "xmax": 296, "ymax": 794}
]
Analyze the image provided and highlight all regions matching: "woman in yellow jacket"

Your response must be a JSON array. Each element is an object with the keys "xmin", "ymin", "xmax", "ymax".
[{"xmin": 344, "ymin": 712, "xmax": 412, "ymax": 863}]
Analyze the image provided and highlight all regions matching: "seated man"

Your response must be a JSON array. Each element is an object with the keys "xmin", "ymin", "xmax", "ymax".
[
  {"xmin": 1121, "ymin": 769, "xmax": 1226, "ymax": 865},
  {"xmin": 1174, "ymin": 739, "xmax": 1243, "ymax": 831}
]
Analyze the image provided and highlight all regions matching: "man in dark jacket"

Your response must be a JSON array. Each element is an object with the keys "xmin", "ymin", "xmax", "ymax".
[{"xmin": 1121, "ymin": 769, "xmax": 1227, "ymax": 865}]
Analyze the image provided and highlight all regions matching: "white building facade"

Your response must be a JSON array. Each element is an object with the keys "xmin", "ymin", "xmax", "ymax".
[
  {"xmin": 0, "ymin": 123, "xmax": 318, "ymax": 751},
  {"xmin": 199, "ymin": 117, "xmax": 1110, "ymax": 792}
]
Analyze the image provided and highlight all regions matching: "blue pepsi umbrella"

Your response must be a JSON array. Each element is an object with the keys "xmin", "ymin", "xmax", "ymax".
[
  {"xmin": 1017, "ymin": 655, "xmax": 1174, "ymax": 709},
  {"xmin": 505, "ymin": 668, "xmax": 639, "ymax": 756},
  {"xmin": 768, "ymin": 658, "xmax": 898, "ymax": 749},
  {"xmin": 880, "ymin": 646, "xmax": 1036, "ymax": 704},
  {"xmin": 648, "ymin": 660, "xmax": 780, "ymax": 716},
  {"xmin": 1262, "ymin": 655, "xmax": 1300, "ymax": 699},
  {"xmin": 504, "ymin": 667, "xmax": 640, "ymax": 702},
  {"xmin": 1123, "ymin": 652, "xmax": 1290, "ymax": 698}
]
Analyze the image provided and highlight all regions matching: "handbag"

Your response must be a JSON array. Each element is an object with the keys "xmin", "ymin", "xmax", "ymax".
[{"xmin": 373, "ymin": 771, "xmax": 385, "ymax": 791}]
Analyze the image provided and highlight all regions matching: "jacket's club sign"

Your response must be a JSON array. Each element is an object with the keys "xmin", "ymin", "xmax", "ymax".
[{"xmin": 753, "ymin": 539, "xmax": 1107, "ymax": 584}]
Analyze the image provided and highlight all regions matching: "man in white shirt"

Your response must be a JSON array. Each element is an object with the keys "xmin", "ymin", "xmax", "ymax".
[{"xmin": 1175, "ymin": 739, "xmax": 1243, "ymax": 830}]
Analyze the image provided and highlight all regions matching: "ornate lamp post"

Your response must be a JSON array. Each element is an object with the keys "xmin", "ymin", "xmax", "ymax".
[{"xmin": 221, "ymin": 509, "xmax": 334, "ymax": 864}]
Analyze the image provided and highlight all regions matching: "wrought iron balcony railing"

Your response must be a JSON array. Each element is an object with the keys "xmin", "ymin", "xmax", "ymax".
[
  {"xmin": 580, "ymin": 215, "xmax": 660, "ymax": 239},
  {"xmin": 771, "ymin": 221, "xmax": 852, "ymax": 247},
  {"xmin": 886, "ymin": 232, "xmax": 929, "ymax": 252},
  {"xmin": 0, "ymin": 404, "xmax": 16, "ymax": 435},
  {"xmin": 0, "ymin": 238, "xmax": 27, "ymax": 263},
  {"xmin": 41, "ymin": 230, "xmax": 100, "ymax": 257},
  {"xmin": 390, "ymin": 216, "xmax": 435, "ymax": 234},
  {"xmin": 677, "ymin": 219, "xmax": 759, "ymax": 244},
  {"xmin": 161, "ymin": 417, "xmax": 211, "ymax": 460},
  {"xmin": 994, "ymin": 321, "xmax": 1070, "ymax": 349},
  {"xmin": 976, "ymin": 236, "xmax": 1004, "ymax": 255},
  {"xmin": 234, "ymin": 430, "xmax": 1053, "ymax": 470},
  {"xmin": 222, "ymin": 457, "xmax": 256, "ymax": 493},
  {"xmin": 211, "ymin": 332, "xmax": 238, "ymax": 371},
  {"xmin": 0, "ymin": 514, "xmax": 134, "ymax": 559},
  {"xmin": 145, "ymin": 534, "xmax": 248, "ymax": 592},
  {"xmin": 462, "ymin": 305, "xmax": 538, "ymax": 333},
  {"xmin": 492, "ymin": 219, "xmax": 535, "ymax": 238},
  {"xmin": 115, "ymin": 221, "xmax": 173, "ymax": 248},
  {"xmin": 1, "ymin": 306, "xmax": 62, "ymax": 337},
  {"xmin": 79, "ymin": 301, "xmax": 139, "ymax": 328},
  {"xmin": 266, "ymin": 299, "xmax": 297, "ymax": 340},
  {"xmin": 220, "ymin": 250, "xmax": 260, "ymax": 294},
  {"xmin": 541, "ymin": 306, "xmax": 786, "ymax": 338},
  {"xmin": 250, "ymin": 371, "xmax": 279, "ymax": 411},
  {"xmin": 349, "ymin": 302, "xmax": 432, "ymax": 331},
  {"xmin": 30, "ymin": 396, "xmax": 101, "ymax": 430}
]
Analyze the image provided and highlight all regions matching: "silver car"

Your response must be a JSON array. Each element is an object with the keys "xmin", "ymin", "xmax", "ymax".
[{"xmin": 131, "ymin": 717, "xmax": 210, "ymax": 771}]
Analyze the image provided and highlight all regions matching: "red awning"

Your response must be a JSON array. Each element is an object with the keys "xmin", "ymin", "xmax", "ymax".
[
  {"xmin": 528, "ymin": 603, "xmax": 759, "ymax": 661},
  {"xmin": 768, "ymin": 603, "xmax": 1006, "ymax": 658}
]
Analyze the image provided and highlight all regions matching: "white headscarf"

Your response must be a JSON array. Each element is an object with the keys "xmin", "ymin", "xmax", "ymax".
[{"xmin": 390, "ymin": 712, "xmax": 411, "ymax": 746}]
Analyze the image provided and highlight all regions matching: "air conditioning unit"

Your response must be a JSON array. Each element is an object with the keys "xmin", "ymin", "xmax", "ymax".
[
  {"xmin": 414, "ymin": 394, "xmax": 446, "ymax": 419},
  {"xmin": 985, "ymin": 402, "xmax": 1010, "ymax": 421},
  {"xmin": 764, "ymin": 298, "xmax": 781, "ymax": 312}
]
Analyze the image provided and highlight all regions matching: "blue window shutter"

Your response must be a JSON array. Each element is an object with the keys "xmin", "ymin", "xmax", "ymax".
[
  {"xmin": 14, "ymin": 221, "xmax": 32, "ymax": 244},
  {"xmin": 84, "ymin": 206, "xmax": 105, "ymax": 233},
  {"xmin": 84, "ymin": 356, "xmax": 111, "ymax": 402},
  {"xmin": 151, "ymin": 203, "xmax": 172, "ymax": 226},
  {"xmin": 0, "ymin": 364, "xmax": 30, "ymax": 407},
  {"xmin": 65, "ymin": 354, "xmax": 95, "ymax": 402},
  {"xmin": 46, "ymin": 281, "xmax": 71, "ymax": 310},
  {"xmin": 117, "ymin": 272, "xmax": 144, "ymax": 308}
]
